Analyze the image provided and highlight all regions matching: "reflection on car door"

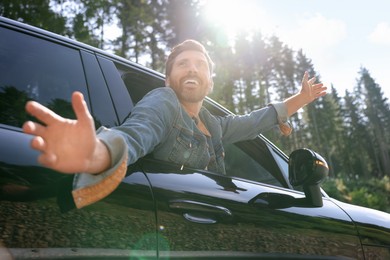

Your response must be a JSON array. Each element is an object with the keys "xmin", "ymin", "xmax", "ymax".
[{"xmin": 139, "ymin": 157, "xmax": 363, "ymax": 259}]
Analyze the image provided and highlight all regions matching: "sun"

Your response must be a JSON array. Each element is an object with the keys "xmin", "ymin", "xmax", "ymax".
[{"xmin": 202, "ymin": 0, "xmax": 270, "ymax": 41}]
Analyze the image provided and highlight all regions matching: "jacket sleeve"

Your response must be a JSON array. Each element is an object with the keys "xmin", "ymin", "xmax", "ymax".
[
  {"xmin": 71, "ymin": 127, "xmax": 128, "ymax": 209},
  {"xmin": 271, "ymin": 102, "xmax": 293, "ymax": 136},
  {"xmin": 219, "ymin": 101, "xmax": 292, "ymax": 145}
]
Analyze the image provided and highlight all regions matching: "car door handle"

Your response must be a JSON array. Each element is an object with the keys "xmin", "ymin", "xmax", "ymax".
[
  {"xmin": 250, "ymin": 192, "xmax": 307, "ymax": 209},
  {"xmin": 169, "ymin": 199, "xmax": 232, "ymax": 224}
]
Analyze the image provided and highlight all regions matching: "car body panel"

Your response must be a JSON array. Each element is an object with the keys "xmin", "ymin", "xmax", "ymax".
[
  {"xmin": 332, "ymin": 200, "xmax": 390, "ymax": 246},
  {"xmin": 139, "ymin": 158, "xmax": 364, "ymax": 259},
  {"xmin": 333, "ymin": 201, "xmax": 390, "ymax": 259}
]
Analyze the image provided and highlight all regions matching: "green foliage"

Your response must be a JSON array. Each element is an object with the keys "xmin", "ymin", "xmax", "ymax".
[
  {"xmin": 323, "ymin": 176, "xmax": 390, "ymax": 213},
  {"xmin": 0, "ymin": 0, "xmax": 67, "ymax": 34}
]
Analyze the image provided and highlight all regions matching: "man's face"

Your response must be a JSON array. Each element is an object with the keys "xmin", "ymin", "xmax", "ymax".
[{"xmin": 166, "ymin": 50, "xmax": 213, "ymax": 104}]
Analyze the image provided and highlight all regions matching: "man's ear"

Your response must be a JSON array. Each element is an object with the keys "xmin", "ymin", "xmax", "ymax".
[
  {"xmin": 165, "ymin": 77, "xmax": 170, "ymax": 87},
  {"xmin": 208, "ymin": 79, "xmax": 214, "ymax": 93}
]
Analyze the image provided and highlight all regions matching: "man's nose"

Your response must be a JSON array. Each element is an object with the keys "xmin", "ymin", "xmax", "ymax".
[{"xmin": 188, "ymin": 62, "xmax": 198, "ymax": 73}]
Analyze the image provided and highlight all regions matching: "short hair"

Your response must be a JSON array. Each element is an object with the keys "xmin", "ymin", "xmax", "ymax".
[{"xmin": 165, "ymin": 39, "xmax": 214, "ymax": 77}]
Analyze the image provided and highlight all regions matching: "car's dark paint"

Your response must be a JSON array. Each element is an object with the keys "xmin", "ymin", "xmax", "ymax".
[
  {"xmin": 0, "ymin": 169, "xmax": 158, "ymax": 258},
  {"xmin": 0, "ymin": 127, "xmax": 39, "ymax": 167},
  {"xmin": 332, "ymin": 200, "xmax": 390, "ymax": 247},
  {"xmin": 1, "ymin": 16, "xmax": 390, "ymax": 259},
  {"xmin": 138, "ymin": 158, "xmax": 364, "ymax": 259}
]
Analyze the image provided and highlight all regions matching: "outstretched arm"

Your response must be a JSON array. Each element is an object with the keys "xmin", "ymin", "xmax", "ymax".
[
  {"xmin": 23, "ymin": 91, "xmax": 111, "ymax": 174},
  {"xmin": 284, "ymin": 71, "xmax": 327, "ymax": 116}
]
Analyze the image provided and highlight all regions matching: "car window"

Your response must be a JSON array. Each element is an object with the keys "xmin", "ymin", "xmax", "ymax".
[
  {"xmin": 224, "ymin": 143, "xmax": 283, "ymax": 187},
  {"xmin": 119, "ymin": 67, "xmax": 165, "ymax": 105},
  {"xmin": 0, "ymin": 27, "xmax": 88, "ymax": 128},
  {"xmin": 269, "ymin": 146, "xmax": 289, "ymax": 181}
]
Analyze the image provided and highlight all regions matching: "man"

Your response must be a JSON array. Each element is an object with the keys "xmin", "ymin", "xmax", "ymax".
[{"xmin": 23, "ymin": 40, "xmax": 327, "ymax": 209}]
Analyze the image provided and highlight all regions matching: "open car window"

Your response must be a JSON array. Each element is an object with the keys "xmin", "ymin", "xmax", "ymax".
[
  {"xmin": 224, "ymin": 142, "xmax": 284, "ymax": 187},
  {"xmin": 118, "ymin": 66, "xmax": 165, "ymax": 105},
  {"xmin": 203, "ymin": 100, "xmax": 288, "ymax": 188}
]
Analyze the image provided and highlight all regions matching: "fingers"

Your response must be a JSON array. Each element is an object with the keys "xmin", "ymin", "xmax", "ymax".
[
  {"xmin": 72, "ymin": 92, "xmax": 93, "ymax": 124},
  {"xmin": 23, "ymin": 121, "xmax": 46, "ymax": 137},
  {"xmin": 311, "ymin": 83, "xmax": 327, "ymax": 99},
  {"xmin": 302, "ymin": 71, "xmax": 309, "ymax": 84},
  {"xmin": 315, "ymin": 85, "xmax": 328, "ymax": 98},
  {"xmin": 301, "ymin": 71, "xmax": 328, "ymax": 101},
  {"xmin": 302, "ymin": 71, "xmax": 316, "ymax": 86},
  {"xmin": 29, "ymin": 135, "xmax": 58, "ymax": 167},
  {"xmin": 25, "ymin": 100, "xmax": 61, "ymax": 126},
  {"xmin": 30, "ymin": 135, "xmax": 46, "ymax": 151},
  {"xmin": 38, "ymin": 152, "xmax": 57, "ymax": 167},
  {"xmin": 308, "ymin": 76, "xmax": 316, "ymax": 85}
]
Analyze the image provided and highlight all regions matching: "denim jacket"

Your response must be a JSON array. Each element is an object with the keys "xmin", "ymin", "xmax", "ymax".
[{"xmin": 71, "ymin": 87, "xmax": 291, "ymax": 208}]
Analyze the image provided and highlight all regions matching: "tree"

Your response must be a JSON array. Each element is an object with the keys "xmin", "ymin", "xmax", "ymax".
[
  {"xmin": 326, "ymin": 86, "xmax": 348, "ymax": 177},
  {"xmin": 73, "ymin": 0, "xmax": 116, "ymax": 48},
  {"xmin": 290, "ymin": 49, "xmax": 317, "ymax": 152},
  {"xmin": 207, "ymin": 43, "xmax": 237, "ymax": 112},
  {"xmin": 342, "ymin": 90, "xmax": 371, "ymax": 179},
  {"xmin": 142, "ymin": 0, "xmax": 170, "ymax": 72},
  {"xmin": 0, "ymin": 0, "xmax": 67, "ymax": 35},
  {"xmin": 113, "ymin": 0, "xmax": 149, "ymax": 62},
  {"xmin": 357, "ymin": 67, "xmax": 390, "ymax": 177},
  {"xmin": 164, "ymin": 0, "xmax": 202, "ymax": 46},
  {"xmin": 233, "ymin": 32, "xmax": 260, "ymax": 114},
  {"xmin": 313, "ymin": 86, "xmax": 346, "ymax": 177}
]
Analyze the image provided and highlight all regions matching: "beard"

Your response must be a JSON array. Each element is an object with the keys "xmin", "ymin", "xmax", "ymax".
[
  {"xmin": 174, "ymin": 87, "xmax": 208, "ymax": 103},
  {"xmin": 170, "ymin": 77, "xmax": 211, "ymax": 103}
]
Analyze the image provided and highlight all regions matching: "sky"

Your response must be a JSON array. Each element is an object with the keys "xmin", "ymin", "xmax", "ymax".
[{"xmin": 202, "ymin": 0, "xmax": 390, "ymax": 99}]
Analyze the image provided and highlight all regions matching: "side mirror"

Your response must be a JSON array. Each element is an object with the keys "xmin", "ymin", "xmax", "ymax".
[{"xmin": 289, "ymin": 148, "xmax": 329, "ymax": 207}]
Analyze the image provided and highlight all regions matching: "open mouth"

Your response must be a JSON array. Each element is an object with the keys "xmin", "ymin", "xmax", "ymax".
[{"xmin": 183, "ymin": 79, "xmax": 199, "ymax": 85}]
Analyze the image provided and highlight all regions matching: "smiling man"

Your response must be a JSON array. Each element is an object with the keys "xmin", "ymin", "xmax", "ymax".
[{"xmin": 23, "ymin": 39, "xmax": 327, "ymax": 209}]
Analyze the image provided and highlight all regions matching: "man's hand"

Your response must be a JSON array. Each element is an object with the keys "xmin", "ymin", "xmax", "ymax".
[
  {"xmin": 23, "ymin": 91, "xmax": 110, "ymax": 174},
  {"xmin": 300, "ymin": 71, "xmax": 327, "ymax": 105},
  {"xmin": 284, "ymin": 72, "xmax": 328, "ymax": 116}
]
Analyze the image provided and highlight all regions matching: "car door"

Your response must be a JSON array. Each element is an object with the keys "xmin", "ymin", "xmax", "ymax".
[
  {"xmin": 138, "ymin": 136, "xmax": 364, "ymax": 259},
  {"xmin": 0, "ymin": 20, "xmax": 157, "ymax": 259}
]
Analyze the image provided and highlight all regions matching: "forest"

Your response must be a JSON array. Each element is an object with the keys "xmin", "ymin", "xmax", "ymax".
[{"xmin": 1, "ymin": 0, "xmax": 389, "ymax": 212}]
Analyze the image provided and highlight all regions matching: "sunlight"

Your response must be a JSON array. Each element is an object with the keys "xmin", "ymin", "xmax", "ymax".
[{"xmin": 202, "ymin": 0, "xmax": 270, "ymax": 41}]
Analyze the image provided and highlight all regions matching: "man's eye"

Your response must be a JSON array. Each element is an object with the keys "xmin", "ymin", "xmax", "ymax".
[
  {"xmin": 178, "ymin": 61, "xmax": 188, "ymax": 67},
  {"xmin": 197, "ymin": 61, "xmax": 208, "ymax": 69}
]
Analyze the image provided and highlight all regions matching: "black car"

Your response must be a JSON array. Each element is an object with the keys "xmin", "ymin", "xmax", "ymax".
[{"xmin": 0, "ymin": 16, "xmax": 389, "ymax": 260}]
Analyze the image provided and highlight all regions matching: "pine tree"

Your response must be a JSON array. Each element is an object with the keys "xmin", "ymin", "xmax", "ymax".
[
  {"xmin": 315, "ymin": 86, "xmax": 346, "ymax": 177},
  {"xmin": 357, "ymin": 67, "xmax": 390, "ymax": 177},
  {"xmin": 327, "ymin": 86, "xmax": 348, "ymax": 177},
  {"xmin": 164, "ymin": 0, "xmax": 202, "ymax": 45},
  {"xmin": 343, "ymin": 90, "xmax": 371, "ymax": 179},
  {"xmin": 0, "ymin": 0, "xmax": 67, "ymax": 35},
  {"xmin": 233, "ymin": 32, "xmax": 258, "ymax": 114},
  {"xmin": 262, "ymin": 36, "xmax": 296, "ymax": 153},
  {"xmin": 112, "ymin": 0, "xmax": 150, "ymax": 62},
  {"xmin": 294, "ymin": 50, "xmax": 317, "ymax": 151}
]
